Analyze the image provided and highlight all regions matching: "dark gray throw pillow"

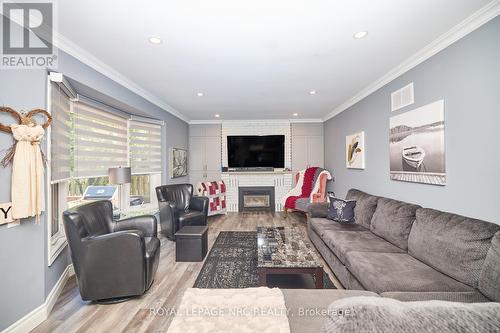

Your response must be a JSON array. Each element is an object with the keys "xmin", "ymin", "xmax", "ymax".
[{"xmin": 327, "ymin": 197, "xmax": 356, "ymax": 223}]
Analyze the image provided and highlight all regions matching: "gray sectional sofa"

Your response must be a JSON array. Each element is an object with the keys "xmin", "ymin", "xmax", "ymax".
[{"xmin": 307, "ymin": 189, "xmax": 500, "ymax": 303}]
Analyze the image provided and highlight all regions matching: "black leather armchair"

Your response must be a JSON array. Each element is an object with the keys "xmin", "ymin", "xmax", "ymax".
[
  {"xmin": 63, "ymin": 200, "xmax": 160, "ymax": 303},
  {"xmin": 156, "ymin": 184, "xmax": 209, "ymax": 240}
]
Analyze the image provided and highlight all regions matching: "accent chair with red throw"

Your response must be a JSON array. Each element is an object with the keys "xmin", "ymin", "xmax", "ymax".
[{"xmin": 283, "ymin": 167, "xmax": 332, "ymax": 216}]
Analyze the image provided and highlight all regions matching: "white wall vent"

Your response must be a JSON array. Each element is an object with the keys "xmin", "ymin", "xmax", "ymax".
[{"xmin": 391, "ymin": 82, "xmax": 414, "ymax": 111}]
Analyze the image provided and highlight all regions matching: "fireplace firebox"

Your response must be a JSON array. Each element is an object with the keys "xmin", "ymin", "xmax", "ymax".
[{"xmin": 238, "ymin": 187, "xmax": 275, "ymax": 212}]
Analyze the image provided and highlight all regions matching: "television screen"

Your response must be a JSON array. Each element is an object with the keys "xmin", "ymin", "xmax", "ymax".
[{"xmin": 227, "ymin": 135, "xmax": 285, "ymax": 168}]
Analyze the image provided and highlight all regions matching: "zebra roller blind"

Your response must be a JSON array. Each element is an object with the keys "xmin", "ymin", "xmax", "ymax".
[
  {"xmin": 73, "ymin": 102, "xmax": 128, "ymax": 178},
  {"xmin": 50, "ymin": 81, "xmax": 72, "ymax": 182},
  {"xmin": 129, "ymin": 120, "xmax": 162, "ymax": 174}
]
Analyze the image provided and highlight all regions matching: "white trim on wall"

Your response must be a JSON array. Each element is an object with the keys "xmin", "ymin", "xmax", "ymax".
[
  {"xmin": 322, "ymin": 0, "xmax": 500, "ymax": 121},
  {"xmin": 189, "ymin": 118, "xmax": 323, "ymax": 124},
  {"xmin": 2, "ymin": 265, "xmax": 74, "ymax": 333}
]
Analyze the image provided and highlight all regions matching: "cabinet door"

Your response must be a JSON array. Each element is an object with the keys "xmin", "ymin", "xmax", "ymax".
[
  {"xmin": 189, "ymin": 124, "xmax": 205, "ymax": 137},
  {"xmin": 205, "ymin": 136, "xmax": 222, "ymax": 171},
  {"xmin": 189, "ymin": 137, "xmax": 205, "ymax": 171},
  {"xmin": 205, "ymin": 171, "xmax": 222, "ymax": 182},
  {"xmin": 307, "ymin": 136, "xmax": 324, "ymax": 168},
  {"xmin": 189, "ymin": 171, "xmax": 205, "ymax": 188},
  {"xmin": 292, "ymin": 135, "xmax": 308, "ymax": 171}
]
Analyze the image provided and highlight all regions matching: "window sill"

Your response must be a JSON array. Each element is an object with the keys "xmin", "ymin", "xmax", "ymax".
[{"xmin": 48, "ymin": 236, "xmax": 67, "ymax": 266}]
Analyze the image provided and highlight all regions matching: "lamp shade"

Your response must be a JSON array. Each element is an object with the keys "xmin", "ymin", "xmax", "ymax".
[{"xmin": 108, "ymin": 167, "xmax": 131, "ymax": 185}]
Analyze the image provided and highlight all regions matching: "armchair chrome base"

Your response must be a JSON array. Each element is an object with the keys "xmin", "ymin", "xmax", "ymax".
[{"xmin": 94, "ymin": 295, "xmax": 136, "ymax": 304}]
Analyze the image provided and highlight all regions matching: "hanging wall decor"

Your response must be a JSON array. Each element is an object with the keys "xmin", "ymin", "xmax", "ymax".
[
  {"xmin": 0, "ymin": 106, "xmax": 52, "ymax": 221},
  {"xmin": 389, "ymin": 100, "xmax": 446, "ymax": 186},
  {"xmin": 346, "ymin": 131, "xmax": 365, "ymax": 169},
  {"xmin": 0, "ymin": 202, "xmax": 16, "ymax": 225},
  {"xmin": 169, "ymin": 147, "xmax": 188, "ymax": 178}
]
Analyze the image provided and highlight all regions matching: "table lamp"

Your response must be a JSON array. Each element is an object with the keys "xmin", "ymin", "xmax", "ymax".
[{"xmin": 108, "ymin": 166, "xmax": 131, "ymax": 215}]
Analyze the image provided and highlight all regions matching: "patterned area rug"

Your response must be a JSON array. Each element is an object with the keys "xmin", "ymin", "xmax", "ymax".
[{"xmin": 193, "ymin": 231, "xmax": 336, "ymax": 289}]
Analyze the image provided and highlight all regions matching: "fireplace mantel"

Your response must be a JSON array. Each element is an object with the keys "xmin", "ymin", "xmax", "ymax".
[{"xmin": 221, "ymin": 172, "xmax": 293, "ymax": 212}]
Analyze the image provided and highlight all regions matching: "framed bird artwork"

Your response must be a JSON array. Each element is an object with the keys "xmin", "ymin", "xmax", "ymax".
[{"xmin": 346, "ymin": 131, "xmax": 365, "ymax": 169}]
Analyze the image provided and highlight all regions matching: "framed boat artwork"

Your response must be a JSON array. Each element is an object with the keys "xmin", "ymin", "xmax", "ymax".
[
  {"xmin": 389, "ymin": 100, "xmax": 446, "ymax": 185},
  {"xmin": 346, "ymin": 131, "xmax": 365, "ymax": 169}
]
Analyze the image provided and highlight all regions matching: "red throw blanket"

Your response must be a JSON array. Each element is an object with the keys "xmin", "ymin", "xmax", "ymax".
[{"xmin": 285, "ymin": 167, "xmax": 318, "ymax": 209}]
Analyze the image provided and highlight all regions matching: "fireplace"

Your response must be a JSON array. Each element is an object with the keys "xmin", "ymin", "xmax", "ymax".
[{"xmin": 238, "ymin": 187, "xmax": 275, "ymax": 212}]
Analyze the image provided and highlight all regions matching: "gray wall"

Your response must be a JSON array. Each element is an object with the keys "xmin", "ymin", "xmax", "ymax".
[
  {"xmin": 324, "ymin": 17, "xmax": 500, "ymax": 224},
  {"xmin": 0, "ymin": 50, "xmax": 189, "ymax": 330},
  {"xmin": 0, "ymin": 70, "xmax": 47, "ymax": 330}
]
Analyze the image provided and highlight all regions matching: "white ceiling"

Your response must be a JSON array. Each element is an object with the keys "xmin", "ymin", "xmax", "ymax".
[{"xmin": 56, "ymin": 0, "xmax": 492, "ymax": 121}]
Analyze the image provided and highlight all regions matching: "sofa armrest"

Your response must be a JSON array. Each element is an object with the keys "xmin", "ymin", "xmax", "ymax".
[
  {"xmin": 308, "ymin": 202, "xmax": 329, "ymax": 218},
  {"xmin": 113, "ymin": 215, "xmax": 157, "ymax": 237}
]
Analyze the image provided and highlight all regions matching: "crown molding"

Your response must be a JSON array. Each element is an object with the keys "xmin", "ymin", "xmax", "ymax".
[
  {"xmin": 322, "ymin": 0, "xmax": 500, "ymax": 122},
  {"xmin": 289, "ymin": 118, "xmax": 324, "ymax": 123},
  {"xmin": 52, "ymin": 33, "xmax": 190, "ymax": 123},
  {"xmin": 189, "ymin": 118, "xmax": 323, "ymax": 124},
  {"xmin": 189, "ymin": 120, "xmax": 223, "ymax": 124}
]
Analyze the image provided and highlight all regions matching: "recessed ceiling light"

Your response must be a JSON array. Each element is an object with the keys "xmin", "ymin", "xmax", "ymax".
[
  {"xmin": 148, "ymin": 36, "xmax": 162, "ymax": 44},
  {"xmin": 353, "ymin": 31, "xmax": 368, "ymax": 39},
  {"xmin": 309, "ymin": 90, "xmax": 316, "ymax": 95},
  {"xmin": 197, "ymin": 92, "xmax": 204, "ymax": 97},
  {"xmin": 293, "ymin": 113, "xmax": 298, "ymax": 117},
  {"xmin": 214, "ymin": 114, "xmax": 220, "ymax": 118}
]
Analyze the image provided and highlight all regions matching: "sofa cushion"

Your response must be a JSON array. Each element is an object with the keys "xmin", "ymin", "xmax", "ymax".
[
  {"xmin": 308, "ymin": 222, "xmax": 366, "ymax": 290},
  {"xmin": 322, "ymin": 229, "xmax": 405, "ymax": 263},
  {"xmin": 479, "ymin": 231, "xmax": 500, "ymax": 301},
  {"xmin": 309, "ymin": 217, "xmax": 368, "ymax": 238},
  {"xmin": 370, "ymin": 197, "xmax": 420, "ymax": 250},
  {"xmin": 308, "ymin": 202, "xmax": 329, "ymax": 218},
  {"xmin": 309, "ymin": 218, "xmax": 368, "ymax": 237},
  {"xmin": 282, "ymin": 289, "xmax": 378, "ymax": 333},
  {"xmin": 322, "ymin": 296, "xmax": 500, "ymax": 333},
  {"xmin": 408, "ymin": 208, "xmax": 500, "ymax": 288},
  {"xmin": 345, "ymin": 189, "xmax": 378, "ymax": 229},
  {"xmin": 344, "ymin": 252, "xmax": 475, "ymax": 294},
  {"xmin": 380, "ymin": 291, "xmax": 490, "ymax": 303}
]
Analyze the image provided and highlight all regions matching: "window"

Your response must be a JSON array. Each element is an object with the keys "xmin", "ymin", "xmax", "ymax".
[
  {"xmin": 48, "ymin": 77, "xmax": 74, "ymax": 265},
  {"xmin": 48, "ymin": 73, "xmax": 165, "ymax": 265},
  {"xmin": 129, "ymin": 120, "xmax": 163, "ymax": 209},
  {"xmin": 73, "ymin": 101, "xmax": 129, "ymax": 178}
]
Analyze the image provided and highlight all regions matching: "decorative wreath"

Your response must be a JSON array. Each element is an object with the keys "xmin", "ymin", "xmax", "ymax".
[
  {"xmin": 0, "ymin": 106, "xmax": 52, "ymax": 167},
  {"xmin": 0, "ymin": 107, "xmax": 52, "ymax": 132}
]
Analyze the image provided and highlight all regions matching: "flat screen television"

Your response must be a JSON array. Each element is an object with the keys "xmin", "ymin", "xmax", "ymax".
[{"xmin": 227, "ymin": 135, "xmax": 285, "ymax": 168}]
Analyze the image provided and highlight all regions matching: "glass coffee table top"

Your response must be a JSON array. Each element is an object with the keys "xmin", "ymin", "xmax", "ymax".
[{"xmin": 257, "ymin": 226, "xmax": 322, "ymax": 268}]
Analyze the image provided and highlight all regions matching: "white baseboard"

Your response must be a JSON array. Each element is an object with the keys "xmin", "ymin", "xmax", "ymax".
[{"xmin": 2, "ymin": 264, "xmax": 74, "ymax": 333}]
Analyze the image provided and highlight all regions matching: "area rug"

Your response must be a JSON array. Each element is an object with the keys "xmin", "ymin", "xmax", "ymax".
[{"xmin": 193, "ymin": 231, "xmax": 336, "ymax": 289}]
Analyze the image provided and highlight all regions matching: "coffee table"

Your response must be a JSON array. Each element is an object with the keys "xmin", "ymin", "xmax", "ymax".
[{"xmin": 257, "ymin": 226, "xmax": 324, "ymax": 289}]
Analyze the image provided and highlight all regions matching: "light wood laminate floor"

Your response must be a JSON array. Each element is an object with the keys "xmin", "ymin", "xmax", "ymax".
[{"xmin": 33, "ymin": 212, "xmax": 340, "ymax": 333}]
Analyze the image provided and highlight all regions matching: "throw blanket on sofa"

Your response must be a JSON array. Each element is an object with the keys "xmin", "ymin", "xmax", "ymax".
[
  {"xmin": 167, "ymin": 287, "xmax": 290, "ymax": 333},
  {"xmin": 283, "ymin": 167, "xmax": 332, "ymax": 209},
  {"xmin": 322, "ymin": 296, "xmax": 500, "ymax": 333}
]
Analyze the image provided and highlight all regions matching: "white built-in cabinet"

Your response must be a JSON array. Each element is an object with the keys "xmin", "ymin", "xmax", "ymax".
[
  {"xmin": 189, "ymin": 124, "xmax": 222, "ymax": 186},
  {"xmin": 291, "ymin": 123, "xmax": 324, "ymax": 179}
]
